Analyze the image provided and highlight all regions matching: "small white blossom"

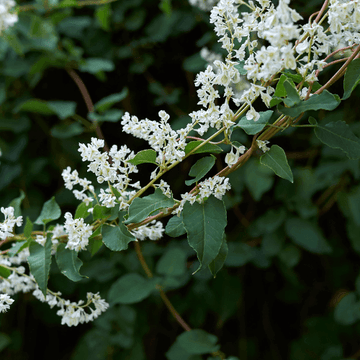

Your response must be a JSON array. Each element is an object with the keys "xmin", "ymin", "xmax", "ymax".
[
  {"xmin": 35, "ymin": 235, "xmax": 46, "ymax": 246},
  {"xmin": 64, "ymin": 212, "xmax": 93, "ymax": 252},
  {"xmin": 131, "ymin": 220, "xmax": 164, "ymax": 241},
  {"xmin": 0, "ymin": 206, "xmax": 23, "ymax": 240},
  {"xmin": 0, "ymin": 294, "xmax": 14, "ymax": 313},
  {"xmin": 0, "ymin": 0, "xmax": 18, "ymax": 33},
  {"xmin": 225, "ymin": 145, "xmax": 246, "ymax": 167},
  {"xmin": 256, "ymin": 139, "xmax": 270, "ymax": 153},
  {"xmin": 56, "ymin": 292, "xmax": 109, "ymax": 327}
]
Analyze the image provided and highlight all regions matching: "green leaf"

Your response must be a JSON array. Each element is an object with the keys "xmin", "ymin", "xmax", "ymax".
[
  {"xmin": 177, "ymin": 330, "xmax": 220, "ymax": 354},
  {"xmin": 88, "ymin": 226, "xmax": 103, "ymax": 256},
  {"xmin": 166, "ymin": 341, "xmax": 202, "ymax": 360},
  {"xmin": 225, "ymin": 242, "xmax": 255, "ymax": 267},
  {"xmin": 0, "ymin": 115, "xmax": 30, "ymax": 133},
  {"xmin": 88, "ymin": 109, "xmax": 123, "ymax": 123},
  {"xmin": 95, "ymin": 3, "xmax": 111, "ymax": 31},
  {"xmin": 0, "ymin": 332, "xmax": 11, "ymax": 352},
  {"xmin": 58, "ymin": 0, "xmax": 78, "ymax": 8},
  {"xmin": 15, "ymin": 99, "xmax": 54, "ymax": 115},
  {"xmin": 185, "ymin": 155, "xmax": 215, "ymax": 186},
  {"xmin": 127, "ymin": 149, "xmax": 158, "ymax": 166},
  {"xmin": 278, "ymin": 244, "xmax": 301, "ymax": 267},
  {"xmin": 75, "ymin": 202, "xmax": 92, "ymax": 220},
  {"xmin": 8, "ymin": 190, "xmax": 25, "ymax": 217},
  {"xmin": 260, "ymin": 145, "xmax": 293, "ymax": 183},
  {"xmin": 2, "ymin": 30, "xmax": 24, "ymax": 55},
  {"xmin": 24, "ymin": 217, "xmax": 33, "ymax": 238},
  {"xmin": 156, "ymin": 247, "xmax": 187, "ymax": 276},
  {"xmin": 102, "ymin": 223, "xmax": 136, "ymax": 251},
  {"xmin": 108, "ymin": 273, "xmax": 156, "ymax": 304},
  {"xmin": 51, "ymin": 123, "xmax": 84, "ymax": 139},
  {"xmin": 248, "ymin": 208, "xmax": 286, "ymax": 237},
  {"xmin": 309, "ymin": 117, "xmax": 360, "ymax": 160},
  {"xmin": 282, "ymin": 79, "xmax": 301, "ymax": 107},
  {"xmin": 334, "ymin": 292, "xmax": 360, "ymax": 325},
  {"xmin": 56, "ymin": 243, "xmax": 87, "ymax": 282},
  {"xmin": 285, "ymin": 218, "xmax": 332, "ymax": 254},
  {"xmin": 125, "ymin": 188, "xmax": 175, "ymax": 224},
  {"xmin": 208, "ymin": 235, "xmax": 228, "ymax": 277},
  {"xmin": 343, "ymin": 58, "xmax": 360, "ymax": 100},
  {"xmin": 234, "ymin": 61, "xmax": 247, "ymax": 75},
  {"xmin": 183, "ymin": 196, "xmax": 227, "ymax": 273},
  {"xmin": 185, "ymin": 141, "xmax": 223, "ymax": 155},
  {"xmin": 274, "ymin": 74, "xmax": 293, "ymax": 97},
  {"xmin": 282, "ymin": 71, "xmax": 303, "ymax": 83},
  {"xmin": 165, "ymin": 214, "xmax": 187, "ymax": 237},
  {"xmin": 94, "ymin": 88, "xmax": 129, "ymax": 112},
  {"xmin": 278, "ymin": 90, "xmax": 341, "ymax": 117},
  {"xmin": 244, "ymin": 158, "xmax": 274, "ymax": 201},
  {"xmin": 35, "ymin": 197, "xmax": 61, "ymax": 225},
  {"xmin": 47, "ymin": 101, "xmax": 77, "ymax": 120},
  {"xmin": 159, "ymin": 0, "xmax": 172, "ymax": 16},
  {"xmin": 7, "ymin": 240, "xmax": 29, "ymax": 257},
  {"xmin": 28, "ymin": 233, "xmax": 52, "ymax": 296},
  {"xmin": 92, "ymin": 205, "xmax": 118, "ymax": 221},
  {"xmin": 0, "ymin": 265, "xmax": 11, "ymax": 278},
  {"xmin": 261, "ymin": 232, "xmax": 285, "ymax": 257},
  {"xmin": 79, "ymin": 58, "xmax": 115, "ymax": 74},
  {"xmin": 183, "ymin": 52, "xmax": 207, "ymax": 73},
  {"xmin": 235, "ymin": 110, "xmax": 273, "ymax": 135}
]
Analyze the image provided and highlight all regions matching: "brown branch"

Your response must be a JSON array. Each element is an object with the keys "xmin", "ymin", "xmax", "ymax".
[
  {"xmin": 65, "ymin": 68, "xmax": 110, "ymax": 154},
  {"xmin": 313, "ymin": 0, "xmax": 329, "ymax": 24},
  {"xmin": 134, "ymin": 241, "xmax": 191, "ymax": 332},
  {"xmin": 315, "ymin": 43, "xmax": 360, "ymax": 95}
]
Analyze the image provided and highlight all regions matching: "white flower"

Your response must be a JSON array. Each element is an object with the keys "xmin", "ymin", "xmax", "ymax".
[
  {"xmin": 0, "ymin": 294, "xmax": 14, "ymax": 313},
  {"xmin": 35, "ymin": 235, "xmax": 46, "ymax": 246},
  {"xmin": 246, "ymin": 106, "xmax": 260, "ymax": 122},
  {"xmin": 131, "ymin": 220, "xmax": 164, "ymax": 241},
  {"xmin": 256, "ymin": 139, "xmax": 270, "ymax": 153},
  {"xmin": 56, "ymin": 292, "xmax": 109, "ymax": 327},
  {"xmin": 0, "ymin": 0, "xmax": 18, "ymax": 33},
  {"xmin": 0, "ymin": 206, "xmax": 22, "ymax": 240},
  {"xmin": 189, "ymin": 0, "xmax": 218, "ymax": 11},
  {"xmin": 225, "ymin": 145, "xmax": 246, "ymax": 167},
  {"xmin": 196, "ymin": 175, "xmax": 231, "ymax": 202},
  {"xmin": 64, "ymin": 213, "xmax": 93, "ymax": 252}
]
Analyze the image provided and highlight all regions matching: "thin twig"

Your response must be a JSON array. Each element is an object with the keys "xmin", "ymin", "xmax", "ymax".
[
  {"xmin": 65, "ymin": 68, "xmax": 110, "ymax": 153},
  {"xmin": 134, "ymin": 241, "xmax": 191, "ymax": 332}
]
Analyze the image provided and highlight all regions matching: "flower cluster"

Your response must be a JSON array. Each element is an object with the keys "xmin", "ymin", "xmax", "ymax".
[
  {"xmin": 62, "ymin": 167, "xmax": 95, "ymax": 206},
  {"xmin": 121, "ymin": 110, "xmax": 188, "ymax": 166},
  {"xmin": 0, "ymin": 267, "xmax": 36, "ymax": 295},
  {"xmin": 64, "ymin": 212, "xmax": 93, "ymax": 252},
  {"xmin": 328, "ymin": 0, "xmax": 360, "ymax": 46},
  {"xmin": 0, "ymin": 206, "xmax": 23, "ymax": 240},
  {"xmin": 0, "ymin": 256, "xmax": 108, "ymax": 326},
  {"xmin": 33, "ymin": 288, "xmax": 109, "ymax": 327},
  {"xmin": 74, "ymin": 137, "xmax": 140, "ymax": 210},
  {"xmin": 225, "ymin": 145, "xmax": 247, "ymax": 167},
  {"xmin": 256, "ymin": 140, "xmax": 270, "ymax": 153},
  {"xmin": 131, "ymin": 220, "xmax": 164, "ymax": 241},
  {"xmin": 189, "ymin": 0, "xmax": 218, "ymax": 11},
  {"xmin": 154, "ymin": 180, "xmax": 172, "ymax": 198},
  {"xmin": 0, "ymin": 293, "xmax": 14, "ymax": 313},
  {"xmin": 180, "ymin": 175, "xmax": 231, "ymax": 210},
  {"xmin": 0, "ymin": 0, "xmax": 18, "ymax": 34}
]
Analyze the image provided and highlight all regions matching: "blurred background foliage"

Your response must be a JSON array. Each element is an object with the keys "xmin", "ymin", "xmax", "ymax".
[{"xmin": 1, "ymin": 0, "xmax": 360, "ymax": 359}]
